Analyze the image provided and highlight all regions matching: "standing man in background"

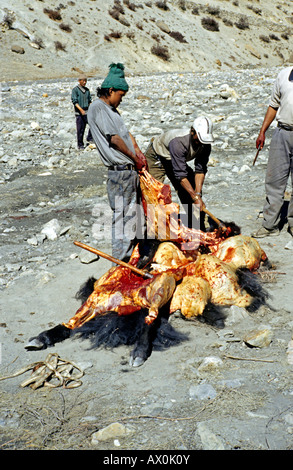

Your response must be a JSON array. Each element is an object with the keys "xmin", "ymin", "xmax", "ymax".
[{"xmin": 71, "ymin": 74, "xmax": 93, "ymax": 150}]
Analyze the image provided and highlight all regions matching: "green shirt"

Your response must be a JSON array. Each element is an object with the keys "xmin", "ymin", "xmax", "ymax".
[{"xmin": 71, "ymin": 85, "xmax": 92, "ymax": 115}]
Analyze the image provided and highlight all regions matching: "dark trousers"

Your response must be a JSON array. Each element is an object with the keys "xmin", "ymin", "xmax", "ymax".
[{"xmin": 76, "ymin": 114, "xmax": 93, "ymax": 148}]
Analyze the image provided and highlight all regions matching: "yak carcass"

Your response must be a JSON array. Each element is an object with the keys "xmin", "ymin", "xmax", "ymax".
[{"xmin": 26, "ymin": 171, "xmax": 268, "ymax": 366}]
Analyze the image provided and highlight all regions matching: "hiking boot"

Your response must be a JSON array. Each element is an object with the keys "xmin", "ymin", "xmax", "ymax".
[
  {"xmin": 251, "ymin": 226, "xmax": 279, "ymax": 238},
  {"xmin": 288, "ymin": 226, "xmax": 293, "ymax": 237}
]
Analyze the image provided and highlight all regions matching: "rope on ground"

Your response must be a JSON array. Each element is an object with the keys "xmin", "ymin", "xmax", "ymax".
[{"xmin": 0, "ymin": 353, "xmax": 84, "ymax": 389}]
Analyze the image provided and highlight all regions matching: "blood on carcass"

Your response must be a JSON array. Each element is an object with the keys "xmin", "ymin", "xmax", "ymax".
[{"xmin": 64, "ymin": 171, "xmax": 268, "ymax": 328}]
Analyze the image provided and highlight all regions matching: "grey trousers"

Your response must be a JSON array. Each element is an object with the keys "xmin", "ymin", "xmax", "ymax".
[
  {"xmin": 263, "ymin": 127, "xmax": 293, "ymax": 230},
  {"xmin": 107, "ymin": 168, "xmax": 146, "ymax": 262}
]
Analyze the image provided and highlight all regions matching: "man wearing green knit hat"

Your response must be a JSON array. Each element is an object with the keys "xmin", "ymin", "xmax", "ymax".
[
  {"xmin": 100, "ymin": 63, "xmax": 129, "ymax": 91},
  {"xmin": 87, "ymin": 63, "xmax": 147, "ymax": 262}
]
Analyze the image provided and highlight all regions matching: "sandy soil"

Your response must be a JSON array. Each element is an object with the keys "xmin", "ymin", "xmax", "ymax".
[{"xmin": 0, "ymin": 158, "xmax": 292, "ymax": 452}]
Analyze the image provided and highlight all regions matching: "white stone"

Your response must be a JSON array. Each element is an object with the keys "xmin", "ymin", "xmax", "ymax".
[{"xmin": 41, "ymin": 218, "xmax": 61, "ymax": 240}]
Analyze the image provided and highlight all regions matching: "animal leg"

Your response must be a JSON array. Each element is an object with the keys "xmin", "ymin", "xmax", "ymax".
[
  {"xmin": 129, "ymin": 319, "xmax": 158, "ymax": 367},
  {"xmin": 25, "ymin": 324, "xmax": 71, "ymax": 350}
]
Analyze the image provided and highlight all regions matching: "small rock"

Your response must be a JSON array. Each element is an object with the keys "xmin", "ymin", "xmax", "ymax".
[
  {"xmin": 286, "ymin": 337, "xmax": 293, "ymax": 365},
  {"xmin": 11, "ymin": 45, "xmax": 25, "ymax": 54},
  {"xmin": 189, "ymin": 383, "xmax": 217, "ymax": 400},
  {"xmin": 285, "ymin": 240, "xmax": 293, "ymax": 250},
  {"xmin": 91, "ymin": 422, "xmax": 133, "ymax": 445},
  {"xmin": 29, "ymin": 42, "xmax": 40, "ymax": 49},
  {"xmin": 30, "ymin": 121, "xmax": 41, "ymax": 130},
  {"xmin": 244, "ymin": 328, "xmax": 273, "ymax": 348},
  {"xmin": 41, "ymin": 218, "xmax": 61, "ymax": 240},
  {"xmin": 198, "ymin": 356, "xmax": 223, "ymax": 372},
  {"xmin": 197, "ymin": 422, "xmax": 225, "ymax": 450},
  {"xmin": 78, "ymin": 251, "xmax": 99, "ymax": 264},
  {"xmin": 225, "ymin": 305, "xmax": 249, "ymax": 325}
]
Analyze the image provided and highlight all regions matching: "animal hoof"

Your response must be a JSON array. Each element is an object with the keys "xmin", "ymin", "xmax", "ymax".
[
  {"xmin": 25, "ymin": 337, "xmax": 45, "ymax": 350},
  {"xmin": 129, "ymin": 355, "xmax": 145, "ymax": 367}
]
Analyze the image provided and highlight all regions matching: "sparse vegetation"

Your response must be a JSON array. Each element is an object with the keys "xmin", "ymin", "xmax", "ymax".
[
  {"xmin": 155, "ymin": 0, "xmax": 169, "ymax": 11},
  {"xmin": 126, "ymin": 31, "xmax": 135, "ymax": 40},
  {"xmin": 109, "ymin": 30, "xmax": 123, "ymax": 39},
  {"xmin": 32, "ymin": 37, "xmax": 45, "ymax": 48},
  {"xmin": 259, "ymin": 34, "xmax": 270, "ymax": 43},
  {"xmin": 1, "ymin": 12, "xmax": 14, "ymax": 28},
  {"xmin": 44, "ymin": 8, "xmax": 62, "ymax": 21},
  {"xmin": 206, "ymin": 6, "xmax": 220, "ymax": 17},
  {"xmin": 191, "ymin": 6, "xmax": 199, "ymax": 15},
  {"xmin": 59, "ymin": 23, "xmax": 72, "ymax": 32},
  {"xmin": 169, "ymin": 31, "xmax": 187, "ymax": 43},
  {"xmin": 234, "ymin": 16, "xmax": 249, "ymax": 30},
  {"xmin": 151, "ymin": 44, "xmax": 170, "ymax": 61},
  {"xmin": 269, "ymin": 33, "xmax": 280, "ymax": 41},
  {"xmin": 178, "ymin": 0, "xmax": 186, "ymax": 11},
  {"xmin": 247, "ymin": 4, "xmax": 262, "ymax": 15},
  {"xmin": 223, "ymin": 17, "xmax": 233, "ymax": 27},
  {"xmin": 54, "ymin": 40, "xmax": 66, "ymax": 51},
  {"xmin": 201, "ymin": 17, "xmax": 220, "ymax": 32}
]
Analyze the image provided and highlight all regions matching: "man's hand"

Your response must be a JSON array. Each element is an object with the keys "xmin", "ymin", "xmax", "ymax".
[
  {"xmin": 134, "ymin": 149, "xmax": 147, "ymax": 171},
  {"xmin": 193, "ymin": 195, "xmax": 205, "ymax": 211},
  {"xmin": 256, "ymin": 132, "xmax": 265, "ymax": 150}
]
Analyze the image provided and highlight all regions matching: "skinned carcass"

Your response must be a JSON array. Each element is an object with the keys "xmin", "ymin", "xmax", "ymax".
[
  {"xmin": 26, "ymin": 172, "xmax": 269, "ymax": 366},
  {"xmin": 211, "ymin": 235, "xmax": 268, "ymax": 271},
  {"xmin": 139, "ymin": 169, "xmax": 234, "ymax": 250},
  {"xmin": 170, "ymin": 276, "xmax": 212, "ymax": 319}
]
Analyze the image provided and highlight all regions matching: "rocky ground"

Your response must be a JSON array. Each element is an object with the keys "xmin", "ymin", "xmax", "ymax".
[{"xmin": 0, "ymin": 67, "xmax": 293, "ymax": 452}]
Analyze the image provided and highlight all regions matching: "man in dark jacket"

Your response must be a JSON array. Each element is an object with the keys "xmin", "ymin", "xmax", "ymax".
[
  {"xmin": 144, "ymin": 116, "xmax": 214, "ymax": 229},
  {"xmin": 71, "ymin": 75, "xmax": 93, "ymax": 149}
]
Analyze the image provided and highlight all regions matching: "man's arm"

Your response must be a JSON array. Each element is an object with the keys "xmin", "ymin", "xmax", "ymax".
[
  {"xmin": 180, "ymin": 174, "xmax": 205, "ymax": 210},
  {"xmin": 256, "ymin": 106, "xmax": 278, "ymax": 149},
  {"xmin": 110, "ymin": 134, "xmax": 146, "ymax": 171},
  {"xmin": 74, "ymin": 103, "xmax": 86, "ymax": 115}
]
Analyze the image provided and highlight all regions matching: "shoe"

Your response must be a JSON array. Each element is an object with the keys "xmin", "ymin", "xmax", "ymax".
[
  {"xmin": 251, "ymin": 226, "xmax": 279, "ymax": 238},
  {"xmin": 288, "ymin": 226, "xmax": 293, "ymax": 237},
  {"xmin": 78, "ymin": 145, "xmax": 85, "ymax": 150}
]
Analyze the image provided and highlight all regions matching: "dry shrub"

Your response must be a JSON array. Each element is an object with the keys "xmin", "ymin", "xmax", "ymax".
[
  {"xmin": 54, "ymin": 41, "xmax": 66, "ymax": 51},
  {"xmin": 109, "ymin": 8, "xmax": 120, "ymax": 20},
  {"xmin": 223, "ymin": 17, "xmax": 233, "ymax": 27},
  {"xmin": 126, "ymin": 31, "xmax": 135, "ymax": 40},
  {"xmin": 119, "ymin": 17, "xmax": 130, "ymax": 26},
  {"xmin": 59, "ymin": 23, "xmax": 72, "ymax": 32},
  {"xmin": 269, "ymin": 33, "xmax": 280, "ymax": 41},
  {"xmin": 155, "ymin": 0, "xmax": 169, "ymax": 11},
  {"xmin": 206, "ymin": 6, "xmax": 220, "ymax": 17},
  {"xmin": 1, "ymin": 12, "xmax": 14, "ymax": 28},
  {"xmin": 109, "ymin": 30, "xmax": 122, "ymax": 38},
  {"xmin": 151, "ymin": 44, "xmax": 170, "ymax": 61},
  {"xmin": 234, "ymin": 16, "xmax": 249, "ymax": 30},
  {"xmin": 201, "ymin": 17, "xmax": 219, "ymax": 32},
  {"xmin": 44, "ymin": 8, "xmax": 62, "ymax": 21},
  {"xmin": 169, "ymin": 31, "xmax": 187, "ymax": 43},
  {"xmin": 259, "ymin": 34, "xmax": 270, "ymax": 43},
  {"xmin": 191, "ymin": 6, "xmax": 199, "ymax": 15}
]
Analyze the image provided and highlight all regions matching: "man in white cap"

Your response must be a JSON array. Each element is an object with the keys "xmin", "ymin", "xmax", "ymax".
[{"xmin": 144, "ymin": 116, "xmax": 214, "ymax": 228}]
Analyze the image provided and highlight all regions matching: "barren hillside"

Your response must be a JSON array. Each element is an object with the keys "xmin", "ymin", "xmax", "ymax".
[{"xmin": 1, "ymin": 0, "xmax": 293, "ymax": 81}]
